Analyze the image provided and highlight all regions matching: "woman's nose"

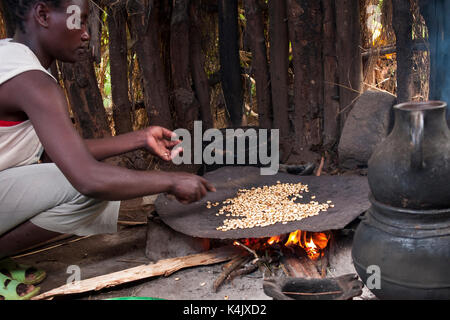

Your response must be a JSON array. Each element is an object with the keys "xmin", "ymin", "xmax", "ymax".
[{"xmin": 81, "ymin": 30, "xmax": 90, "ymax": 41}]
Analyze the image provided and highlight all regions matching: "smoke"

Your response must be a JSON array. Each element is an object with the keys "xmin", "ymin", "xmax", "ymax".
[
  {"xmin": 441, "ymin": 29, "xmax": 450, "ymax": 121},
  {"xmin": 421, "ymin": 0, "xmax": 450, "ymax": 121}
]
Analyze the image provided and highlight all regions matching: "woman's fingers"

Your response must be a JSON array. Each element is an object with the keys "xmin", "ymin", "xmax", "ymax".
[
  {"xmin": 201, "ymin": 177, "xmax": 216, "ymax": 192},
  {"xmin": 170, "ymin": 146, "xmax": 183, "ymax": 160},
  {"xmin": 161, "ymin": 127, "xmax": 177, "ymax": 140}
]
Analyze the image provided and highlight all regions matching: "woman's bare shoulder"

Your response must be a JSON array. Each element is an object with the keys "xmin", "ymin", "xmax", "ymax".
[{"xmin": 0, "ymin": 70, "xmax": 64, "ymax": 118}]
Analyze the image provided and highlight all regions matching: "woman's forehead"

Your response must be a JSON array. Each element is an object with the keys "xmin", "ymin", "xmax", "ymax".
[{"xmin": 64, "ymin": 0, "xmax": 89, "ymax": 12}]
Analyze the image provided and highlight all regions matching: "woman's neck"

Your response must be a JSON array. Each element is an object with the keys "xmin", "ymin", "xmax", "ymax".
[{"xmin": 12, "ymin": 32, "xmax": 54, "ymax": 69}]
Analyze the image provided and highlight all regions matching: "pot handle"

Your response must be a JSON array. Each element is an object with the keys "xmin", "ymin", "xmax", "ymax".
[{"xmin": 410, "ymin": 111, "xmax": 424, "ymax": 170}]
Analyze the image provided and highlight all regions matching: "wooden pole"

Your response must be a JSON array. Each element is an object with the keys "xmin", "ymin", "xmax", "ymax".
[
  {"xmin": 392, "ymin": 0, "xmax": 414, "ymax": 103},
  {"xmin": 218, "ymin": 0, "xmax": 243, "ymax": 127},
  {"xmin": 32, "ymin": 245, "xmax": 243, "ymax": 300},
  {"xmin": 335, "ymin": 0, "xmax": 363, "ymax": 128},
  {"xmin": 243, "ymin": 0, "xmax": 272, "ymax": 129}
]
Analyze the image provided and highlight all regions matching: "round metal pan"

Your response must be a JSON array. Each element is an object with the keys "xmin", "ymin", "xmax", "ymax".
[{"xmin": 155, "ymin": 166, "xmax": 370, "ymax": 239}]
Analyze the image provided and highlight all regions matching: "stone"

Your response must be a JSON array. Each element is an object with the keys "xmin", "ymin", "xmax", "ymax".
[
  {"xmin": 338, "ymin": 90, "xmax": 396, "ymax": 169},
  {"xmin": 145, "ymin": 215, "xmax": 210, "ymax": 262}
]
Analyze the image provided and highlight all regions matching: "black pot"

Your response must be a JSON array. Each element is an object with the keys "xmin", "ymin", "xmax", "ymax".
[
  {"xmin": 352, "ymin": 195, "xmax": 450, "ymax": 299},
  {"xmin": 368, "ymin": 101, "xmax": 450, "ymax": 209},
  {"xmin": 353, "ymin": 101, "xmax": 450, "ymax": 299}
]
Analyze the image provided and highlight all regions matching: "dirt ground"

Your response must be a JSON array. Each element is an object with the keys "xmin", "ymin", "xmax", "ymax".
[{"xmin": 12, "ymin": 198, "xmax": 375, "ymax": 300}]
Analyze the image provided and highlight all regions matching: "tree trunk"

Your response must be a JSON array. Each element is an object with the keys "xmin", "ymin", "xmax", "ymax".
[
  {"xmin": 108, "ymin": 3, "xmax": 133, "ymax": 135},
  {"xmin": 268, "ymin": 0, "xmax": 292, "ymax": 162},
  {"xmin": 170, "ymin": 0, "xmax": 199, "ymax": 131},
  {"xmin": 392, "ymin": 0, "xmax": 414, "ymax": 103},
  {"xmin": 287, "ymin": 0, "xmax": 323, "ymax": 162},
  {"xmin": 60, "ymin": 56, "xmax": 111, "ymax": 139},
  {"xmin": 57, "ymin": 1, "xmax": 110, "ymax": 139},
  {"xmin": 88, "ymin": 4, "xmax": 102, "ymax": 65},
  {"xmin": 335, "ymin": 0, "xmax": 363, "ymax": 127},
  {"xmin": 322, "ymin": 0, "xmax": 340, "ymax": 148},
  {"xmin": 127, "ymin": 0, "xmax": 173, "ymax": 129},
  {"xmin": 218, "ymin": 0, "xmax": 243, "ymax": 128},
  {"xmin": 243, "ymin": 0, "xmax": 272, "ymax": 129},
  {"xmin": 189, "ymin": 0, "xmax": 213, "ymax": 129}
]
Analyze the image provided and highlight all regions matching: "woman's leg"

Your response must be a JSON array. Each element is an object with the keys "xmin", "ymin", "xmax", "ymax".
[
  {"xmin": 0, "ymin": 163, "xmax": 120, "ymax": 258},
  {"xmin": 0, "ymin": 221, "xmax": 61, "ymax": 259}
]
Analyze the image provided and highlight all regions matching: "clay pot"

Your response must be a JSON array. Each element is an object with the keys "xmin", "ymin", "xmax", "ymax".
[
  {"xmin": 368, "ymin": 101, "xmax": 450, "ymax": 209},
  {"xmin": 352, "ymin": 101, "xmax": 450, "ymax": 299},
  {"xmin": 352, "ymin": 195, "xmax": 450, "ymax": 299}
]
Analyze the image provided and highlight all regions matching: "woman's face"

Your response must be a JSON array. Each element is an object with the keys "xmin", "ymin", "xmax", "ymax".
[{"xmin": 40, "ymin": 0, "xmax": 90, "ymax": 62}]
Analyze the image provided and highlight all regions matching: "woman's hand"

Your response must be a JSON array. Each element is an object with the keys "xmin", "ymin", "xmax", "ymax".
[
  {"xmin": 144, "ymin": 126, "xmax": 182, "ymax": 161},
  {"xmin": 167, "ymin": 172, "xmax": 216, "ymax": 204}
]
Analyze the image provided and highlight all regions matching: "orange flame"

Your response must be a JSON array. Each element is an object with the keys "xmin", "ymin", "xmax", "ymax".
[
  {"xmin": 267, "ymin": 235, "xmax": 282, "ymax": 245},
  {"xmin": 279, "ymin": 230, "xmax": 330, "ymax": 260},
  {"xmin": 235, "ymin": 230, "xmax": 330, "ymax": 261}
]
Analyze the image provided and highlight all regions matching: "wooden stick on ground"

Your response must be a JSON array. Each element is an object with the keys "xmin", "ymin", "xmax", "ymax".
[
  {"xmin": 227, "ymin": 264, "xmax": 258, "ymax": 282},
  {"xmin": 12, "ymin": 236, "xmax": 91, "ymax": 259},
  {"xmin": 32, "ymin": 245, "xmax": 243, "ymax": 300},
  {"xmin": 117, "ymin": 220, "xmax": 148, "ymax": 226},
  {"xmin": 213, "ymin": 254, "xmax": 250, "ymax": 293},
  {"xmin": 315, "ymin": 156, "xmax": 325, "ymax": 176}
]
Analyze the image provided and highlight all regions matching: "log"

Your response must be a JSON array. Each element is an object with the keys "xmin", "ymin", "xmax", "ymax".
[
  {"xmin": 212, "ymin": 254, "xmax": 250, "ymax": 292},
  {"xmin": 190, "ymin": 0, "xmax": 214, "ymax": 129},
  {"xmin": 335, "ymin": 0, "xmax": 363, "ymax": 128},
  {"xmin": 32, "ymin": 245, "xmax": 243, "ymax": 300},
  {"xmin": 322, "ymin": 0, "xmax": 340, "ymax": 148},
  {"xmin": 108, "ymin": 2, "xmax": 133, "ymax": 135},
  {"xmin": 60, "ymin": 56, "xmax": 112, "ymax": 139},
  {"xmin": 286, "ymin": 0, "xmax": 323, "ymax": 162},
  {"xmin": 268, "ymin": 0, "xmax": 292, "ymax": 162},
  {"xmin": 128, "ymin": 0, "xmax": 173, "ymax": 129},
  {"xmin": 171, "ymin": 0, "xmax": 199, "ymax": 131},
  {"xmin": 218, "ymin": 0, "xmax": 243, "ymax": 127},
  {"xmin": 88, "ymin": 4, "xmax": 102, "ymax": 65},
  {"xmin": 392, "ymin": 0, "xmax": 414, "ymax": 103},
  {"xmin": 281, "ymin": 249, "xmax": 322, "ymax": 279},
  {"xmin": 243, "ymin": 0, "xmax": 272, "ymax": 129}
]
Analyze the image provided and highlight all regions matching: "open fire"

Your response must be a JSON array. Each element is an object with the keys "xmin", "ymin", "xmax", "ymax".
[{"xmin": 235, "ymin": 230, "xmax": 331, "ymax": 261}]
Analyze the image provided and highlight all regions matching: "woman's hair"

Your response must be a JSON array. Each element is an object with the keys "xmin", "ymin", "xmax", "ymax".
[{"xmin": 2, "ymin": 0, "xmax": 64, "ymax": 33}]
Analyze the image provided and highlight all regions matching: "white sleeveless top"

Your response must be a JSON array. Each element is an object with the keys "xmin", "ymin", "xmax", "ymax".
[{"xmin": 0, "ymin": 38, "xmax": 57, "ymax": 171}]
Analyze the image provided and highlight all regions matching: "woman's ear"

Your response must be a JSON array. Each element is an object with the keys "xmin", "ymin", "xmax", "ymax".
[{"xmin": 33, "ymin": 2, "xmax": 51, "ymax": 28}]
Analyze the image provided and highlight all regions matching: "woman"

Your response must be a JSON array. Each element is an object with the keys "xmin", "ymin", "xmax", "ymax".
[{"xmin": 0, "ymin": 0, "xmax": 215, "ymax": 299}]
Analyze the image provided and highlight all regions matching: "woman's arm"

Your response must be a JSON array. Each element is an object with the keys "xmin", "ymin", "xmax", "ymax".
[
  {"xmin": 5, "ymin": 71, "xmax": 214, "ymax": 202},
  {"xmin": 85, "ymin": 126, "xmax": 181, "ymax": 161},
  {"xmin": 84, "ymin": 130, "xmax": 147, "ymax": 161}
]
